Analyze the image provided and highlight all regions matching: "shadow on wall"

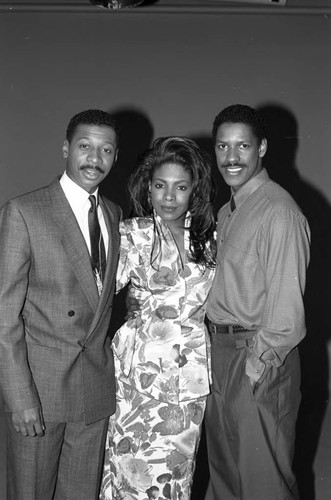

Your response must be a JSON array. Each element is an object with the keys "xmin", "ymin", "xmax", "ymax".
[
  {"xmin": 100, "ymin": 106, "xmax": 154, "ymax": 218},
  {"xmin": 258, "ymin": 102, "xmax": 331, "ymax": 500}
]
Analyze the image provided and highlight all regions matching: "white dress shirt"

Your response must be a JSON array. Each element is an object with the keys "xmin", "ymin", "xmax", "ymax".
[{"xmin": 60, "ymin": 172, "xmax": 108, "ymax": 257}]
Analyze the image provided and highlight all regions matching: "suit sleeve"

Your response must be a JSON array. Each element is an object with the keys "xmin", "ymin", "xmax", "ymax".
[{"xmin": 0, "ymin": 201, "xmax": 41, "ymax": 411}]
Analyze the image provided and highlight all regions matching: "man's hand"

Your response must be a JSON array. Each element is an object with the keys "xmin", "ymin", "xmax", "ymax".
[
  {"xmin": 245, "ymin": 354, "xmax": 266, "ymax": 389},
  {"xmin": 11, "ymin": 406, "xmax": 45, "ymax": 437}
]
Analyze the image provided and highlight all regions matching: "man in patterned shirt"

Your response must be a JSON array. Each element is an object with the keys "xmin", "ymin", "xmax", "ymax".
[{"xmin": 205, "ymin": 104, "xmax": 310, "ymax": 500}]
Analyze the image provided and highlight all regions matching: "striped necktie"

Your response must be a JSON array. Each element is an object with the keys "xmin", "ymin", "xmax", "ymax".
[{"xmin": 88, "ymin": 195, "xmax": 106, "ymax": 294}]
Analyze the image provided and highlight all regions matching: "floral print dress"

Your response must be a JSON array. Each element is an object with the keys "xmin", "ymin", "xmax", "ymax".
[{"xmin": 100, "ymin": 214, "xmax": 215, "ymax": 500}]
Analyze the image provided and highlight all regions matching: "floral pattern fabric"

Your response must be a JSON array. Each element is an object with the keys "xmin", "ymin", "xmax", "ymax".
[
  {"xmin": 100, "ymin": 380, "xmax": 206, "ymax": 500},
  {"xmin": 111, "ymin": 214, "xmax": 215, "ymax": 405},
  {"xmin": 100, "ymin": 214, "xmax": 215, "ymax": 499}
]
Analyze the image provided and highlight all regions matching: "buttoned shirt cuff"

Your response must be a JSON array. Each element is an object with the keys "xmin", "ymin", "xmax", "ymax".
[{"xmin": 259, "ymin": 346, "xmax": 283, "ymax": 368}]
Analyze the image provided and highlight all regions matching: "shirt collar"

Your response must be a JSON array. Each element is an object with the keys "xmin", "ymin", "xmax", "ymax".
[
  {"xmin": 60, "ymin": 171, "xmax": 99, "ymax": 208},
  {"xmin": 231, "ymin": 169, "xmax": 269, "ymax": 210}
]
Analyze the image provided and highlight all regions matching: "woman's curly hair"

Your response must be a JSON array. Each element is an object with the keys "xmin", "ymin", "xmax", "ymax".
[{"xmin": 128, "ymin": 136, "xmax": 217, "ymax": 268}]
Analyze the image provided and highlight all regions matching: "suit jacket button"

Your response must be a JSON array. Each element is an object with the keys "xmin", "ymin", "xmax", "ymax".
[
  {"xmin": 82, "ymin": 345, "xmax": 87, "ymax": 352},
  {"xmin": 68, "ymin": 310, "xmax": 75, "ymax": 317}
]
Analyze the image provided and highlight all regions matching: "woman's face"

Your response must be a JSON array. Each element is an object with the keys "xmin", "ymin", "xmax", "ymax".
[{"xmin": 149, "ymin": 162, "xmax": 193, "ymax": 229}]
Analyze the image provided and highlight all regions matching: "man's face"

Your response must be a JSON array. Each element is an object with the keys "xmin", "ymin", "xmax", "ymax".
[
  {"xmin": 63, "ymin": 124, "xmax": 118, "ymax": 194},
  {"xmin": 214, "ymin": 122, "xmax": 267, "ymax": 192}
]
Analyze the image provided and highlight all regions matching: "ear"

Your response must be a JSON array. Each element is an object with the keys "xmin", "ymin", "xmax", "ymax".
[
  {"xmin": 148, "ymin": 181, "xmax": 151, "ymax": 192},
  {"xmin": 259, "ymin": 138, "xmax": 267, "ymax": 158},
  {"xmin": 63, "ymin": 140, "xmax": 69, "ymax": 159},
  {"xmin": 114, "ymin": 149, "xmax": 119, "ymax": 163}
]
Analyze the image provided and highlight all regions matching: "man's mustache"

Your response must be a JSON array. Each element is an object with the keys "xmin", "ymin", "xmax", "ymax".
[{"xmin": 80, "ymin": 164, "xmax": 105, "ymax": 173}]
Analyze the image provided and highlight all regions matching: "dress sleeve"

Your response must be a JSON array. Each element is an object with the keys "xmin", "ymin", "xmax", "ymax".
[
  {"xmin": 251, "ymin": 208, "xmax": 311, "ymax": 368},
  {"xmin": 116, "ymin": 219, "xmax": 139, "ymax": 292}
]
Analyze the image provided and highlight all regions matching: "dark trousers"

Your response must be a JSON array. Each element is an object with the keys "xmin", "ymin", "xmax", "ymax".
[
  {"xmin": 205, "ymin": 331, "xmax": 301, "ymax": 500},
  {"xmin": 6, "ymin": 416, "xmax": 109, "ymax": 500}
]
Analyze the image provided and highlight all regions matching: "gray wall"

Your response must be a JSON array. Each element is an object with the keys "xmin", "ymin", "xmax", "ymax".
[
  {"xmin": 1, "ymin": 9, "xmax": 331, "ymax": 499},
  {"xmin": 1, "ymin": 11, "xmax": 330, "ymax": 207}
]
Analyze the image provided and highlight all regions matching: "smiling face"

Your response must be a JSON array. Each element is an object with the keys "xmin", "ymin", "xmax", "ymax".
[
  {"xmin": 63, "ymin": 123, "xmax": 118, "ymax": 194},
  {"xmin": 214, "ymin": 122, "xmax": 267, "ymax": 192},
  {"xmin": 149, "ymin": 162, "xmax": 193, "ymax": 229}
]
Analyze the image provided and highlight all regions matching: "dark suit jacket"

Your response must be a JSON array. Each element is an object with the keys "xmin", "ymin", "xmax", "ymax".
[{"xmin": 0, "ymin": 178, "xmax": 121, "ymax": 425}]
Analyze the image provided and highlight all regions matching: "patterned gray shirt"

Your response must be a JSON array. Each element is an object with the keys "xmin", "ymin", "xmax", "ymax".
[{"xmin": 207, "ymin": 168, "xmax": 311, "ymax": 368}]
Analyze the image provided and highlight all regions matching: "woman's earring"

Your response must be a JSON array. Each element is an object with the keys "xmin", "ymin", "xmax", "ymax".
[{"xmin": 147, "ymin": 192, "xmax": 152, "ymax": 207}]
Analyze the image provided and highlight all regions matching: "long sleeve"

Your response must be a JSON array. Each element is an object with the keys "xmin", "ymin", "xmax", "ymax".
[
  {"xmin": 207, "ymin": 170, "xmax": 311, "ymax": 377},
  {"xmin": 112, "ymin": 216, "xmax": 214, "ymax": 403},
  {"xmin": 116, "ymin": 220, "xmax": 141, "ymax": 292},
  {"xmin": 253, "ymin": 207, "xmax": 311, "ymax": 367},
  {"xmin": 0, "ymin": 201, "xmax": 41, "ymax": 411}
]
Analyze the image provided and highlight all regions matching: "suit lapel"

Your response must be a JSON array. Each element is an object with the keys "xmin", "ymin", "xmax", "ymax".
[{"xmin": 48, "ymin": 179, "xmax": 100, "ymax": 313}]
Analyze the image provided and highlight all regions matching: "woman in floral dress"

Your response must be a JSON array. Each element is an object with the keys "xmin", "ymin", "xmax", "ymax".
[{"xmin": 100, "ymin": 136, "xmax": 216, "ymax": 500}]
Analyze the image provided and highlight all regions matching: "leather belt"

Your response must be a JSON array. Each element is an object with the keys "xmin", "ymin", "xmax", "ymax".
[{"xmin": 207, "ymin": 321, "xmax": 256, "ymax": 335}]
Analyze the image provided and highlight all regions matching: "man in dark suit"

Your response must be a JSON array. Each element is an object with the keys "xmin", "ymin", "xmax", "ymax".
[{"xmin": 0, "ymin": 109, "xmax": 122, "ymax": 500}]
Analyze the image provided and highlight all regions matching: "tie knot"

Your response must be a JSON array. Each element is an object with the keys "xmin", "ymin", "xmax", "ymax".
[{"xmin": 89, "ymin": 195, "xmax": 97, "ymax": 212}]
